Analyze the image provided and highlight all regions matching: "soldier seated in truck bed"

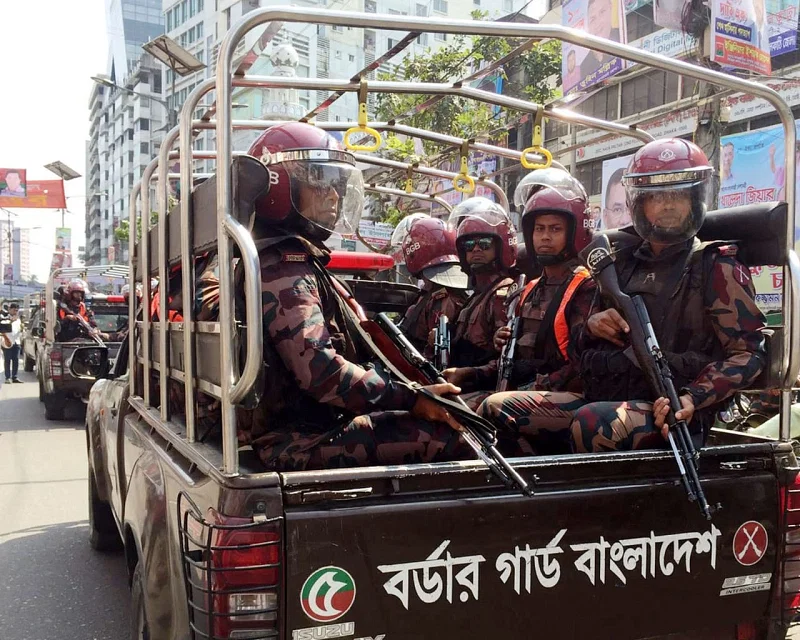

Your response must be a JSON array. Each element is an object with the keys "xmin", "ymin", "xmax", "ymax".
[{"xmin": 234, "ymin": 122, "xmax": 474, "ymax": 471}]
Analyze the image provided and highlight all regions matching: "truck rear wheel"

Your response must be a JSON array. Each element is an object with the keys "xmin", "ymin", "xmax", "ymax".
[
  {"xmin": 88, "ymin": 469, "xmax": 122, "ymax": 552},
  {"xmin": 44, "ymin": 392, "xmax": 66, "ymax": 420},
  {"xmin": 24, "ymin": 354, "xmax": 34, "ymax": 372},
  {"xmin": 130, "ymin": 562, "xmax": 151, "ymax": 640}
]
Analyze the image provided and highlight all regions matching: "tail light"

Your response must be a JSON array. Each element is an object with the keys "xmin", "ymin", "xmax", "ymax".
[
  {"xmin": 780, "ymin": 468, "xmax": 800, "ymax": 615},
  {"xmin": 50, "ymin": 347, "xmax": 62, "ymax": 380},
  {"xmin": 179, "ymin": 499, "xmax": 282, "ymax": 640}
]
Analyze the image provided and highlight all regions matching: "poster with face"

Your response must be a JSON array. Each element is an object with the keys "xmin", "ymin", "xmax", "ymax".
[
  {"xmin": 600, "ymin": 153, "xmax": 634, "ymax": 230},
  {"xmin": 0, "ymin": 168, "xmax": 27, "ymax": 198},
  {"xmin": 710, "ymin": 0, "xmax": 771, "ymax": 75},
  {"xmin": 562, "ymin": 0, "xmax": 627, "ymax": 95}
]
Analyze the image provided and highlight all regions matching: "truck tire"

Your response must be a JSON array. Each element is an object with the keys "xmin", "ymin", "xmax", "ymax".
[
  {"xmin": 130, "ymin": 562, "xmax": 152, "ymax": 640},
  {"xmin": 24, "ymin": 354, "xmax": 35, "ymax": 372},
  {"xmin": 88, "ymin": 469, "xmax": 122, "ymax": 552},
  {"xmin": 44, "ymin": 392, "xmax": 66, "ymax": 420}
]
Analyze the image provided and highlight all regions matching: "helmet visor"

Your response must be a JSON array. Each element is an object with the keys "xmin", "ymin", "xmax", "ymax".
[
  {"xmin": 287, "ymin": 160, "xmax": 365, "ymax": 236},
  {"xmin": 628, "ymin": 181, "xmax": 710, "ymax": 245},
  {"xmin": 514, "ymin": 168, "xmax": 588, "ymax": 209},
  {"xmin": 446, "ymin": 197, "xmax": 509, "ymax": 231},
  {"xmin": 389, "ymin": 213, "xmax": 429, "ymax": 251}
]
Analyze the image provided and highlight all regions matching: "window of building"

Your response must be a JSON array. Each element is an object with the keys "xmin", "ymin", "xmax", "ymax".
[
  {"xmin": 190, "ymin": 0, "xmax": 196, "ymax": 16},
  {"xmin": 433, "ymin": 0, "xmax": 448, "ymax": 13},
  {"xmin": 332, "ymin": 24, "xmax": 342, "ymax": 31},
  {"xmin": 349, "ymin": 54, "xmax": 355, "ymax": 62},
  {"xmin": 140, "ymin": 142, "xmax": 149, "ymax": 154},
  {"xmin": 620, "ymin": 70, "xmax": 679, "ymax": 118},
  {"xmin": 128, "ymin": 151, "xmax": 134, "ymax": 162},
  {"xmin": 197, "ymin": 22, "xmax": 203, "ymax": 38},
  {"xmin": 416, "ymin": 3, "xmax": 427, "ymax": 16},
  {"xmin": 167, "ymin": 10, "xmax": 173, "ymax": 31},
  {"xmin": 182, "ymin": 0, "xmax": 188, "ymax": 22},
  {"xmin": 388, "ymin": 38, "xmax": 398, "ymax": 49},
  {"xmin": 365, "ymin": 0, "xmax": 376, "ymax": 12},
  {"xmin": 576, "ymin": 87, "xmax": 618, "ymax": 120},
  {"xmin": 137, "ymin": 118, "xmax": 150, "ymax": 131},
  {"xmin": 140, "ymin": 96, "xmax": 150, "ymax": 107},
  {"xmin": 198, "ymin": 0, "xmax": 204, "ymax": 10},
  {"xmin": 335, "ymin": 50, "xmax": 342, "ymax": 59},
  {"xmin": 225, "ymin": 7, "xmax": 231, "ymax": 30},
  {"xmin": 626, "ymin": 2, "xmax": 657, "ymax": 41},
  {"xmin": 575, "ymin": 159, "xmax": 603, "ymax": 196},
  {"xmin": 435, "ymin": 32, "xmax": 446, "ymax": 42},
  {"xmin": 188, "ymin": 26, "xmax": 195, "ymax": 43},
  {"xmin": 418, "ymin": 33, "xmax": 429, "ymax": 45},
  {"xmin": 127, "ymin": 129, "xmax": 134, "ymax": 140}
]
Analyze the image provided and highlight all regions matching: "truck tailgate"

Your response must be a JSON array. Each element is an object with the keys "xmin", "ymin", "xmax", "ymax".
[{"xmin": 280, "ymin": 447, "xmax": 784, "ymax": 640}]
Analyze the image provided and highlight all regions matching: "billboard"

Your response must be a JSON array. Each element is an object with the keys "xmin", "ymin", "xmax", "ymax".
[
  {"xmin": 710, "ymin": 0, "xmax": 771, "ymax": 75},
  {"xmin": 55, "ymin": 228, "xmax": 71, "ymax": 253},
  {"xmin": 0, "ymin": 169, "xmax": 27, "ymax": 198},
  {"xmin": 0, "ymin": 179, "xmax": 66, "ymax": 209},
  {"xmin": 719, "ymin": 120, "xmax": 800, "ymax": 311},
  {"xmin": 562, "ymin": 0, "xmax": 627, "ymax": 95},
  {"xmin": 600, "ymin": 153, "xmax": 635, "ymax": 231},
  {"xmin": 653, "ymin": 0, "xmax": 689, "ymax": 30},
  {"xmin": 3, "ymin": 264, "xmax": 13, "ymax": 284},
  {"xmin": 767, "ymin": 0, "xmax": 800, "ymax": 56}
]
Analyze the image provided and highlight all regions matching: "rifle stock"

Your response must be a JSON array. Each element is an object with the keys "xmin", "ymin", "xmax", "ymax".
[
  {"xmin": 58, "ymin": 302, "xmax": 105, "ymax": 347},
  {"xmin": 579, "ymin": 234, "xmax": 718, "ymax": 520}
]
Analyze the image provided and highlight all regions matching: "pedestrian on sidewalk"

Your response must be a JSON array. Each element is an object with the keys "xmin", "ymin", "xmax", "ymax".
[{"xmin": 1, "ymin": 303, "xmax": 23, "ymax": 383}]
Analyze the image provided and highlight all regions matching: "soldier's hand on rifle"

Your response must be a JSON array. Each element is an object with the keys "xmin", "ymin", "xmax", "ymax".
[
  {"xmin": 427, "ymin": 328, "xmax": 437, "ymax": 348},
  {"xmin": 587, "ymin": 309, "xmax": 630, "ymax": 347},
  {"xmin": 411, "ymin": 383, "xmax": 464, "ymax": 432},
  {"xmin": 652, "ymin": 395, "xmax": 696, "ymax": 438},
  {"xmin": 493, "ymin": 326, "xmax": 511, "ymax": 351}
]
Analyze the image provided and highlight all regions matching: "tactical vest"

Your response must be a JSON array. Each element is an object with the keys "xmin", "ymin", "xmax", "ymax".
[
  {"xmin": 511, "ymin": 264, "xmax": 590, "ymax": 385},
  {"xmin": 241, "ymin": 235, "xmax": 372, "ymax": 435},
  {"xmin": 57, "ymin": 303, "xmax": 91, "ymax": 341},
  {"xmin": 581, "ymin": 238, "xmax": 725, "ymax": 406},
  {"xmin": 451, "ymin": 275, "xmax": 511, "ymax": 368}
]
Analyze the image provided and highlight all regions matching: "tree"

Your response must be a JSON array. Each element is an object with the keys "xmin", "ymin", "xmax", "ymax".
[
  {"xmin": 372, "ymin": 11, "xmax": 562, "ymax": 221},
  {"xmin": 114, "ymin": 210, "xmax": 162, "ymax": 245},
  {"xmin": 26, "ymin": 274, "xmax": 39, "ymax": 287}
]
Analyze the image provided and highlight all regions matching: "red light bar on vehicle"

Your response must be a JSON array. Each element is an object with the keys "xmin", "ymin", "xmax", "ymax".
[
  {"xmin": 105, "ymin": 296, "xmax": 125, "ymax": 303},
  {"xmin": 328, "ymin": 251, "xmax": 395, "ymax": 273}
]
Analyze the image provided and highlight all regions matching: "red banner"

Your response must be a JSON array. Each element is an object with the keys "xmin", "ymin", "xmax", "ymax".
[{"xmin": 0, "ymin": 179, "xmax": 66, "ymax": 209}]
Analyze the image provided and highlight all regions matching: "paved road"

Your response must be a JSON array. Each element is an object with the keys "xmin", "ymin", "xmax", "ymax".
[{"xmin": 0, "ymin": 368, "xmax": 130, "ymax": 639}]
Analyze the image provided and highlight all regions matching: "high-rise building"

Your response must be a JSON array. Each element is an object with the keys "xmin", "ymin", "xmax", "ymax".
[
  {"xmin": 12, "ymin": 228, "xmax": 31, "ymax": 284},
  {"xmin": 105, "ymin": 0, "xmax": 165, "ymax": 80},
  {"xmin": 0, "ymin": 219, "xmax": 11, "ymax": 283}
]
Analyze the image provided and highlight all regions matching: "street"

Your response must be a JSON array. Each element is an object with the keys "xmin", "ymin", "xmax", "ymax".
[{"xmin": 0, "ymin": 367, "xmax": 130, "ymax": 639}]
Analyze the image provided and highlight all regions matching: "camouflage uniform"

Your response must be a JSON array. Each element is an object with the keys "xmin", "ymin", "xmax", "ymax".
[
  {"xmin": 473, "ymin": 261, "xmax": 596, "ymax": 454},
  {"xmin": 56, "ymin": 301, "xmax": 97, "ymax": 341},
  {"xmin": 449, "ymin": 273, "xmax": 512, "ymax": 372},
  {"xmin": 571, "ymin": 238, "xmax": 766, "ymax": 453},
  {"xmin": 399, "ymin": 283, "xmax": 468, "ymax": 356},
  {"xmin": 236, "ymin": 234, "xmax": 472, "ymax": 471}
]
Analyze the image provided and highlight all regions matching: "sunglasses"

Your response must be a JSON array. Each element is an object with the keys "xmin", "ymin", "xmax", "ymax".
[{"xmin": 462, "ymin": 237, "xmax": 494, "ymax": 252}]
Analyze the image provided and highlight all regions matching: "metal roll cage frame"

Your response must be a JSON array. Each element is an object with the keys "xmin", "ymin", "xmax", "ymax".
[{"xmin": 128, "ymin": 7, "xmax": 800, "ymax": 474}]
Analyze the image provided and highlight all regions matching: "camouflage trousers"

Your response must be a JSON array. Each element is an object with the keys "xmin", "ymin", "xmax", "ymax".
[
  {"xmin": 247, "ymin": 411, "xmax": 475, "ymax": 471},
  {"xmin": 570, "ymin": 400, "xmax": 667, "ymax": 453},
  {"xmin": 478, "ymin": 391, "xmax": 587, "ymax": 455}
]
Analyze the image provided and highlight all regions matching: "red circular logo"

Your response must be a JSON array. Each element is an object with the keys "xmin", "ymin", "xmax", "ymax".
[{"xmin": 733, "ymin": 521, "xmax": 768, "ymax": 566}]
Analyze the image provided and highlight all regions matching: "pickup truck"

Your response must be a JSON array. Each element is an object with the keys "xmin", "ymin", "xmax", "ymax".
[
  {"xmin": 87, "ymin": 151, "xmax": 800, "ymax": 639},
  {"xmin": 22, "ymin": 305, "xmax": 44, "ymax": 373},
  {"xmin": 38, "ymin": 267, "xmax": 128, "ymax": 419}
]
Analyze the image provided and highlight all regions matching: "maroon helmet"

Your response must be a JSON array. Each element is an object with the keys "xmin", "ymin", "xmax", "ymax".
[
  {"xmin": 67, "ymin": 278, "xmax": 87, "ymax": 303},
  {"xmin": 454, "ymin": 203, "xmax": 518, "ymax": 272},
  {"xmin": 248, "ymin": 122, "xmax": 365, "ymax": 241},
  {"xmin": 521, "ymin": 184, "xmax": 592, "ymax": 266},
  {"xmin": 402, "ymin": 217, "xmax": 468, "ymax": 289},
  {"xmin": 513, "ymin": 167, "xmax": 588, "ymax": 211},
  {"xmin": 623, "ymin": 138, "xmax": 713, "ymax": 245}
]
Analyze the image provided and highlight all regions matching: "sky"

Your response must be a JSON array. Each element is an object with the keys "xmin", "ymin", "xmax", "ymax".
[{"xmin": 0, "ymin": 0, "xmax": 108, "ymax": 281}]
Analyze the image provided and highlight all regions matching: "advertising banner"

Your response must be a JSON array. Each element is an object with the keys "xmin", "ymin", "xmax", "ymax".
[
  {"xmin": 0, "ymin": 179, "xmax": 66, "ymax": 209},
  {"xmin": 55, "ymin": 228, "xmax": 71, "ymax": 253},
  {"xmin": 562, "ymin": 0, "xmax": 627, "ymax": 95},
  {"xmin": 719, "ymin": 121, "xmax": 800, "ymax": 311},
  {"xmin": 600, "ymin": 153, "xmax": 635, "ymax": 231},
  {"xmin": 767, "ymin": 0, "xmax": 800, "ymax": 56},
  {"xmin": 710, "ymin": 0, "xmax": 771, "ymax": 75},
  {"xmin": 653, "ymin": 0, "xmax": 689, "ymax": 30},
  {"xmin": 3, "ymin": 264, "xmax": 13, "ymax": 284},
  {"xmin": 0, "ymin": 169, "xmax": 27, "ymax": 198}
]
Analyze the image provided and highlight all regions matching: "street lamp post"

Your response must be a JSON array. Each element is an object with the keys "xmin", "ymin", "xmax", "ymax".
[
  {"xmin": 91, "ymin": 76, "xmax": 178, "ymax": 129},
  {"xmin": 44, "ymin": 161, "xmax": 81, "ymax": 228}
]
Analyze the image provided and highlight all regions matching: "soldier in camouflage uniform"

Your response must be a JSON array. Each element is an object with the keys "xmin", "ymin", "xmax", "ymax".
[
  {"xmin": 438, "ymin": 197, "xmax": 516, "ymax": 382},
  {"xmin": 395, "ymin": 216, "xmax": 469, "ymax": 355},
  {"xmin": 473, "ymin": 176, "xmax": 597, "ymax": 454},
  {"xmin": 235, "ymin": 122, "xmax": 473, "ymax": 471},
  {"xmin": 569, "ymin": 138, "xmax": 766, "ymax": 452}
]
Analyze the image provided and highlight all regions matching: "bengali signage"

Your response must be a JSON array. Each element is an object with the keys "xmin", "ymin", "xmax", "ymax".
[
  {"xmin": 710, "ymin": 0, "xmax": 771, "ymax": 75},
  {"xmin": 0, "ymin": 179, "xmax": 66, "ymax": 210}
]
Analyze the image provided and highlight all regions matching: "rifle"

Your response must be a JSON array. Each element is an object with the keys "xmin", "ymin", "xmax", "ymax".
[
  {"xmin": 433, "ymin": 314, "xmax": 450, "ymax": 371},
  {"xmin": 579, "ymin": 234, "xmax": 719, "ymax": 520},
  {"xmin": 58, "ymin": 302, "xmax": 105, "ymax": 347},
  {"xmin": 375, "ymin": 312, "xmax": 533, "ymax": 497},
  {"xmin": 497, "ymin": 275, "xmax": 527, "ymax": 392}
]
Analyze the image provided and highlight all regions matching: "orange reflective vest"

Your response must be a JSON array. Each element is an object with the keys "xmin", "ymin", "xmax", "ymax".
[
  {"xmin": 515, "ymin": 266, "xmax": 590, "ymax": 360},
  {"xmin": 58, "ymin": 302, "xmax": 90, "ymax": 322},
  {"xmin": 150, "ymin": 292, "xmax": 183, "ymax": 322}
]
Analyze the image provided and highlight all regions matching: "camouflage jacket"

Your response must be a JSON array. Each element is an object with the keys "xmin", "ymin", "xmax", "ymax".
[
  {"xmin": 450, "ymin": 272, "xmax": 512, "ymax": 368},
  {"xmin": 580, "ymin": 238, "xmax": 765, "ymax": 410},
  {"xmin": 465, "ymin": 261, "xmax": 596, "ymax": 392},
  {"xmin": 238, "ymin": 235, "xmax": 417, "ymax": 447},
  {"xmin": 399, "ymin": 283, "xmax": 468, "ymax": 355}
]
